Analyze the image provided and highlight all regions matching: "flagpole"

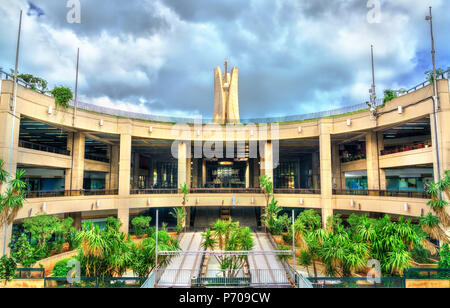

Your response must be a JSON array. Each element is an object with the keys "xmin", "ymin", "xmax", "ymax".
[
  {"xmin": 3, "ymin": 9, "xmax": 22, "ymax": 256},
  {"xmin": 73, "ymin": 48, "xmax": 79, "ymax": 127}
]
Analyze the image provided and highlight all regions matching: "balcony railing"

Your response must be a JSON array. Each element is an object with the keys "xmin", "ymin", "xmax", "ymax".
[
  {"xmin": 380, "ymin": 141, "xmax": 432, "ymax": 156},
  {"xmin": 274, "ymin": 188, "xmax": 321, "ymax": 194},
  {"xmin": 341, "ymin": 153, "xmax": 366, "ymax": 163},
  {"xmin": 85, "ymin": 153, "xmax": 110, "ymax": 163},
  {"xmin": 24, "ymin": 189, "xmax": 118, "ymax": 198},
  {"xmin": 333, "ymin": 189, "xmax": 430, "ymax": 199},
  {"xmin": 19, "ymin": 140, "xmax": 70, "ymax": 156},
  {"xmin": 131, "ymin": 188, "xmax": 178, "ymax": 195}
]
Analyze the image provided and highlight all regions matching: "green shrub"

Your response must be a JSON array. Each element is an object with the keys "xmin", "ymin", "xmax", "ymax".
[
  {"xmin": 383, "ymin": 89, "xmax": 397, "ymax": 103},
  {"xmin": 411, "ymin": 245, "xmax": 431, "ymax": 264},
  {"xmin": 10, "ymin": 234, "xmax": 36, "ymax": 267},
  {"xmin": 438, "ymin": 243, "xmax": 450, "ymax": 269},
  {"xmin": 51, "ymin": 258, "xmax": 76, "ymax": 277},
  {"xmin": 50, "ymin": 86, "xmax": 73, "ymax": 109},
  {"xmin": 0, "ymin": 256, "xmax": 17, "ymax": 282},
  {"xmin": 131, "ymin": 216, "xmax": 152, "ymax": 236}
]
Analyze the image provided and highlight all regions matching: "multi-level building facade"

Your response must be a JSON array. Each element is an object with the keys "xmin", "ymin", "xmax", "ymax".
[{"xmin": 0, "ymin": 64, "xmax": 449, "ymax": 253}]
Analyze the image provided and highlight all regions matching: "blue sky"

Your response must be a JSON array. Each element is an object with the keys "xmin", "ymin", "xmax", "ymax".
[{"xmin": 0, "ymin": 0, "xmax": 449, "ymax": 119}]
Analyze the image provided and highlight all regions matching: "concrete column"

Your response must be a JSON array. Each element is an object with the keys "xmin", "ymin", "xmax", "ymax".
[
  {"xmin": 117, "ymin": 208, "xmax": 129, "ymax": 234},
  {"xmin": 67, "ymin": 133, "xmax": 85, "ymax": 191},
  {"xmin": 331, "ymin": 144, "xmax": 342, "ymax": 190},
  {"xmin": 366, "ymin": 132, "xmax": 381, "ymax": 190},
  {"xmin": 192, "ymin": 159, "xmax": 199, "ymax": 188},
  {"xmin": 378, "ymin": 133, "xmax": 387, "ymax": 190},
  {"xmin": 177, "ymin": 142, "xmax": 188, "ymax": 189},
  {"xmin": 118, "ymin": 122, "xmax": 132, "ymax": 234},
  {"xmin": 312, "ymin": 152, "xmax": 320, "ymax": 190},
  {"xmin": 261, "ymin": 141, "xmax": 273, "ymax": 182},
  {"xmin": 202, "ymin": 160, "xmax": 206, "ymax": 188},
  {"xmin": 0, "ymin": 223, "xmax": 12, "ymax": 256},
  {"xmin": 110, "ymin": 145, "xmax": 119, "ymax": 190},
  {"xmin": 245, "ymin": 160, "xmax": 250, "ymax": 188},
  {"xmin": 118, "ymin": 133, "xmax": 131, "ymax": 196},
  {"xmin": 65, "ymin": 212, "xmax": 82, "ymax": 230},
  {"xmin": 319, "ymin": 122, "xmax": 333, "ymax": 228},
  {"xmin": 0, "ymin": 93, "xmax": 20, "ymax": 255}
]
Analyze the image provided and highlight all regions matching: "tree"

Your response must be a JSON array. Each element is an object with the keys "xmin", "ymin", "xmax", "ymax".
[
  {"xmin": 425, "ymin": 68, "xmax": 445, "ymax": 83},
  {"xmin": 180, "ymin": 183, "xmax": 189, "ymax": 232},
  {"xmin": 259, "ymin": 174, "xmax": 273, "ymax": 208},
  {"xmin": 0, "ymin": 255, "xmax": 17, "ymax": 284},
  {"xmin": 129, "ymin": 230, "xmax": 180, "ymax": 278},
  {"xmin": 169, "ymin": 208, "xmax": 185, "ymax": 235},
  {"xmin": 261, "ymin": 198, "xmax": 282, "ymax": 232},
  {"xmin": 50, "ymin": 86, "xmax": 73, "ymax": 109},
  {"xmin": 10, "ymin": 234, "xmax": 36, "ymax": 268},
  {"xmin": 201, "ymin": 219, "xmax": 254, "ymax": 278},
  {"xmin": 425, "ymin": 173, "xmax": 450, "ymax": 237},
  {"xmin": 0, "ymin": 169, "xmax": 27, "ymax": 228},
  {"xmin": 17, "ymin": 73, "xmax": 48, "ymax": 94},
  {"xmin": 23, "ymin": 214, "xmax": 60, "ymax": 251}
]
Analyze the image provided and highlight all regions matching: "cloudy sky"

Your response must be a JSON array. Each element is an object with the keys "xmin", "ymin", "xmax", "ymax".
[{"xmin": 0, "ymin": 0, "xmax": 449, "ymax": 119}]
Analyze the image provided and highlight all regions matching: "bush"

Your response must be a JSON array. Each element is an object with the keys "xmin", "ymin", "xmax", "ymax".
[
  {"xmin": 51, "ymin": 258, "xmax": 76, "ymax": 277},
  {"xmin": 0, "ymin": 256, "xmax": 17, "ymax": 282},
  {"xmin": 50, "ymin": 86, "xmax": 73, "ymax": 109},
  {"xmin": 131, "ymin": 216, "xmax": 152, "ymax": 236},
  {"xmin": 438, "ymin": 243, "xmax": 450, "ymax": 269},
  {"xmin": 383, "ymin": 89, "xmax": 397, "ymax": 103},
  {"xmin": 411, "ymin": 245, "xmax": 432, "ymax": 264},
  {"xmin": 10, "ymin": 234, "xmax": 36, "ymax": 267}
]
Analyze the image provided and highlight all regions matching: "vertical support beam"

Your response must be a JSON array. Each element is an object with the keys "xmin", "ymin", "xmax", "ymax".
[
  {"xmin": 378, "ymin": 133, "xmax": 386, "ymax": 190},
  {"xmin": 202, "ymin": 160, "xmax": 206, "ymax": 188},
  {"xmin": 312, "ymin": 152, "xmax": 320, "ymax": 190},
  {"xmin": 192, "ymin": 159, "xmax": 199, "ymax": 188},
  {"xmin": 177, "ymin": 142, "xmax": 188, "ymax": 189},
  {"xmin": 110, "ymin": 145, "xmax": 120, "ymax": 190},
  {"xmin": 261, "ymin": 141, "xmax": 273, "ymax": 181},
  {"xmin": 69, "ymin": 133, "xmax": 85, "ymax": 191},
  {"xmin": 118, "ymin": 122, "xmax": 132, "ymax": 234},
  {"xmin": 0, "ymin": 91, "xmax": 20, "ymax": 255},
  {"xmin": 245, "ymin": 160, "xmax": 250, "ymax": 188},
  {"xmin": 331, "ymin": 144, "xmax": 342, "ymax": 190},
  {"xmin": 319, "ymin": 122, "xmax": 333, "ymax": 228},
  {"xmin": 366, "ymin": 132, "xmax": 380, "ymax": 190}
]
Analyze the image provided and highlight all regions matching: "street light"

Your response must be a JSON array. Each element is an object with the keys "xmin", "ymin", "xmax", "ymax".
[{"xmin": 426, "ymin": 6, "xmax": 442, "ymax": 183}]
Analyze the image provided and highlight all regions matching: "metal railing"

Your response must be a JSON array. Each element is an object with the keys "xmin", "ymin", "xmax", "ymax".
[
  {"xmin": 274, "ymin": 188, "xmax": 320, "ymax": 195},
  {"xmin": 1, "ymin": 68, "xmax": 449, "ymax": 124},
  {"xmin": 131, "ymin": 188, "xmax": 178, "ymax": 195},
  {"xmin": 380, "ymin": 141, "xmax": 432, "ymax": 156},
  {"xmin": 190, "ymin": 188, "xmax": 262, "ymax": 194},
  {"xmin": 19, "ymin": 140, "xmax": 70, "ymax": 156},
  {"xmin": 404, "ymin": 268, "xmax": 450, "ymax": 280},
  {"xmin": 308, "ymin": 277, "xmax": 406, "ymax": 288},
  {"xmin": 85, "ymin": 153, "xmax": 110, "ymax": 163},
  {"xmin": 16, "ymin": 268, "xmax": 45, "ymax": 279},
  {"xmin": 24, "ymin": 189, "xmax": 118, "ymax": 198},
  {"xmin": 333, "ymin": 189, "xmax": 430, "ymax": 199},
  {"xmin": 44, "ymin": 277, "xmax": 145, "ymax": 288}
]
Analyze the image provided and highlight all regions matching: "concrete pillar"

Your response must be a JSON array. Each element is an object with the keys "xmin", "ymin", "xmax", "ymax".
[
  {"xmin": 319, "ymin": 122, "xmax": 333, "ymax": 228},
  {"xmin": 118, "ymin": 122, "xmax": 132, "ymax": 234},
  {"xmin": 192, "ymin": 159, "xmax": 199, "ymax": 188},
  {"xmin": 261, "ymin": 141, "xmax": 274, "ymax": 182},
  {"xmin": 245, "ymin": 160, "xmax": 250, "ymax": 188},
  {"xmin": 202, "ymin": 160, "xmax": 206, "ymax": 188},
  {"xmin": 0, "ymin": 223, "xmax": 12, "ymax": 256},
  {"xmin": 378, "ymin": 133, "xmax": 387, "ymax": 190},
  {"xmin": 110, "ymin": 145, "xmax": 119, "ymax": 190},
  {"xmin": 65, "ymin": 212, "xmax": 82, "ymax": 230},
  {"xmin": 331, "ymin": 144, "xmax": 342, "ymax": 190},
  {"xmin": 66, "ymin": 133, "xmax": 85, "ymax": 191},
  {"xmin": 312, "ymin": 152, "xmax": 320, "ymax": 190},
  {"xmin": 366, "ymin": 132, "xmax": 381, "ymax": 190},
  {"xmin": 0, "ymin": 91, "xmax": 20, "ymax": 255},
  {"xmin": 177, "ymin": 142, "xmax": 188, "ymax": 189}
]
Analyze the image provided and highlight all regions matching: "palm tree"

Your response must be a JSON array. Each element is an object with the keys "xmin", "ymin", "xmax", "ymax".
[
  {"xmin": 0, "ymin": 159, "xmax": 8, "ymax": 185},
  {"xmin": 420, "ymin": 213, "xmax": 449, "ymax": 243},
  {"xmin": 170, "ymin": 207, "xmax": 186, "ymax": 234},
  {"xmin": 180, "ymin": 183, "xmax": 189, "ymax": 231},
  {"xmin": 426, "ymin": 180, "xmax": 450, "ymax": 227},
  {"xmin": 201, "ymin": 228, "xmax": 217, "ymax": 251}
]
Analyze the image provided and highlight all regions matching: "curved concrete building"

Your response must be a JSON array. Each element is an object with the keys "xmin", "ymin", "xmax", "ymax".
[{"xmin": 0, "ymin": 65, "xmax": 449, "ymax": 253}]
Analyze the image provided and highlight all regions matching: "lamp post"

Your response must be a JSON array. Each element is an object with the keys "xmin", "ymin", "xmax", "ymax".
[
  {"xmin": 426, "ymin": 6, "xmax": 442, "ymax": 183},
  {"xmin": 3, "ymin": 10, "xmax": 22, "ymax": 256}
]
